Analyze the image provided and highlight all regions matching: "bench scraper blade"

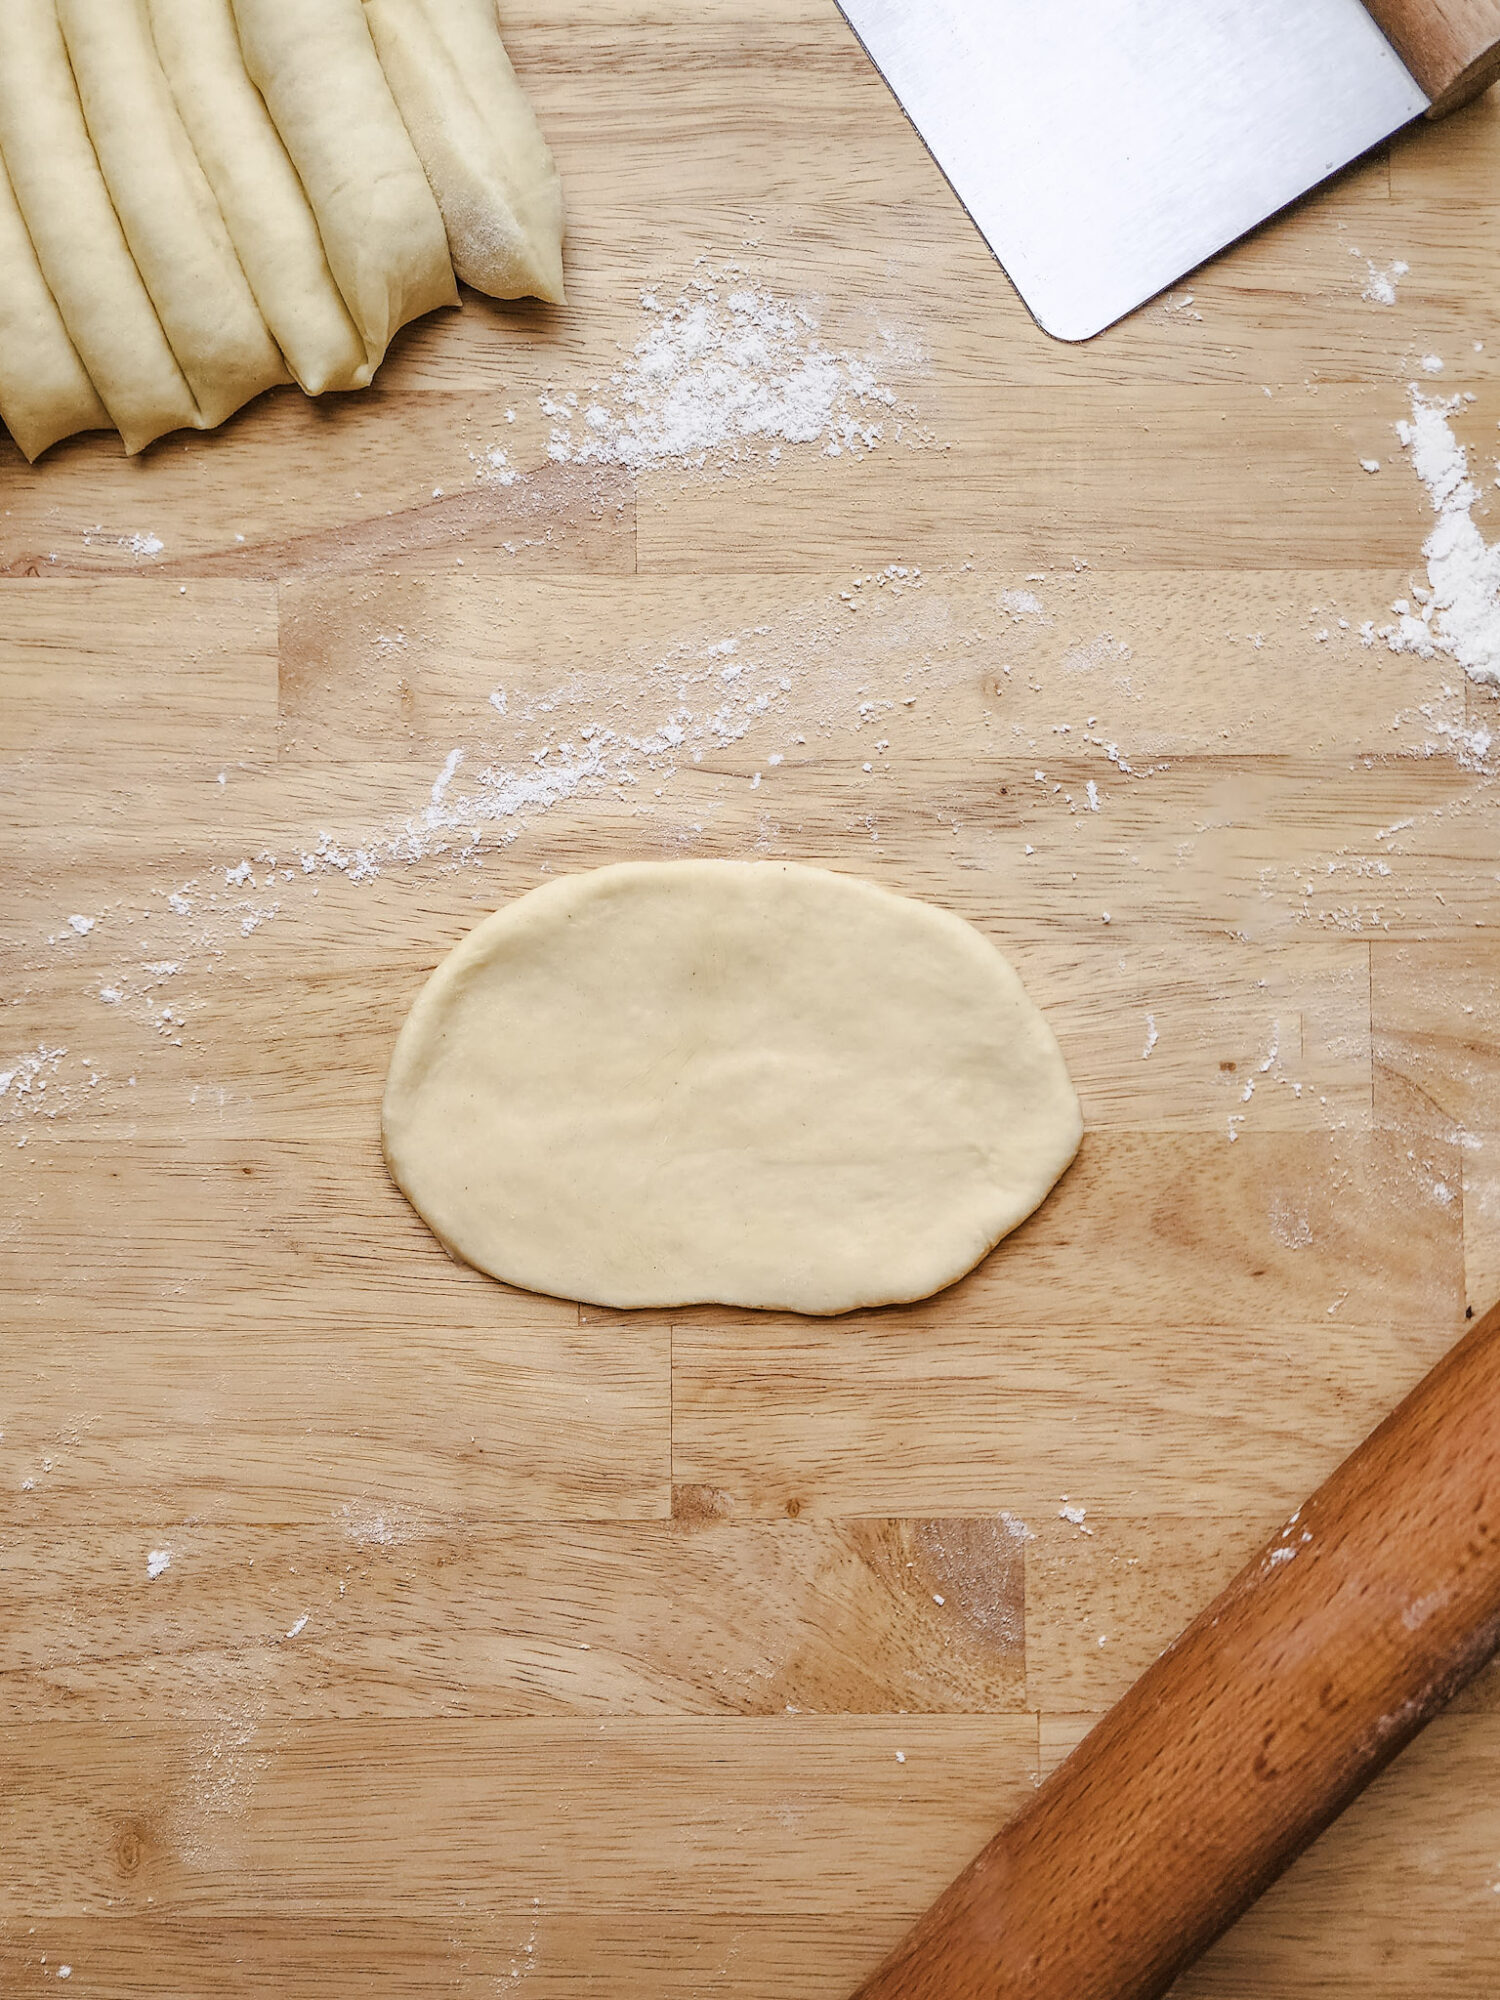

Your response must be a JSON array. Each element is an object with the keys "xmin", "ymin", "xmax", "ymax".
[{"xmin": 835, "ymin": 0, "xmax": 1427, "ymax": 340}]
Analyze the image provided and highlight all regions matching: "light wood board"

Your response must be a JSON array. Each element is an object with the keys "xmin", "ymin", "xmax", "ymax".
[{"xmin": 4, "ymin": 4, "xmax": 1500, "ymax": 1993}]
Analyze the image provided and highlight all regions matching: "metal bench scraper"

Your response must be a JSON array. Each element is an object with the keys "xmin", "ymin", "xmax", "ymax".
[{"xmin": 834, "ymin": 0, "xmax": 1500, "ymax": 339}]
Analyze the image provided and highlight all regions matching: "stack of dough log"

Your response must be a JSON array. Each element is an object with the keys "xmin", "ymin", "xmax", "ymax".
[{"xmin": 0, "ymin": 0, "xmax": 565, "ymax": 461}]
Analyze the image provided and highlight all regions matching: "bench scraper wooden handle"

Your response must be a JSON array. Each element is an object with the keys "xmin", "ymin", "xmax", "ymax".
[
  {"xmin": 850, "ymin": 1298, "xmax": 1500, "ymax": 2000},
  {"xmin": 1365, "ymin": 0, "xmax": 1500, "ymax": 114}
]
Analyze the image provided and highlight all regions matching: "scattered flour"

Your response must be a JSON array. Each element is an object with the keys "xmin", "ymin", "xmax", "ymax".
[
  {"xmin": 339, "ymin": 1501, "xmax": 426, "ymax": 1548},
  {"xmin": 8, "ymin": 578, "xmax": 960, "ymax": 1089},
  {"xmin": 1142, "ymin": 1013, "xmax": 1158, "ymax": 1058},
  {"xmin": 430, "ymin": 747, "xmax": 464, "ymax": 806},
  {"xmin": 147, "ymin": 1548, "xmax": 171, "ymax": 1579},
  {"xmin": 84, "ymin": 526, "xmax": 165, "ymax": 557},
  {"xmin": 1371, "ymin": 387, "xmax": 1500, "ymax": 691},
  {"xmin": 163, "ymin": 1652, "xmax": 273, "ymax": 1867},
  {"xmin": 1361, "ymin": 257, "xmax": 1409, "ymax": 306},
  {"xmin": 67, "ymin": 914, "xmax": 95, "ymax": 935},
  {"xmin": 243, "ymin": 574, "xmax": 941, "ymax": 892},
  {"xmin": 0, "ymin": 1046, "xmax": 67, "ymax": 1118},
  {"xmin": 1063, "ymin": 634, "xmax": 1132, "ymax": 675},
  {"xmin": 542, "ymin": 269, "xmax": 910, "ymax": 471},
  {"xmin": 1269, "ymin": 1196, "xmax": 1313, "ymax": 1250},
  {"xmin": 285, "ymin": 1613, "xmax": 309, "ymax": 1639},
  {"xmin": 469, "ymin": 443, "xmax": 517, "ymax": 486},
  {"xmin": 0, "ymin": 1041, "xmax": 108, "ymax": 1132},
  {"xmin": 5, "ymin": 567, "xmax": 1160, "ymax": 1131}
]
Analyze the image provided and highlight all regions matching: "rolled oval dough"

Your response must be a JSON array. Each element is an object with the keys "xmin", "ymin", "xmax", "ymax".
[{"xmin": 382, "ymin": 861, "xmax": 1082, "ymax": 1315}]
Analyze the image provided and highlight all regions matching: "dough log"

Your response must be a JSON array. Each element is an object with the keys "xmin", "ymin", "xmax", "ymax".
[
  {"xmin": 233, "ymin": 0, "xmax": 458, "ymax": 376},
  {"xmin": 147, "ymin": 0, "xmax": 367, "ymax": 397},
  {"xmin": 1, "ymin": 0, "xmax": 562, "ymax": 459},
  {"xmin": 0, "ymin": 0, "xmax": 200, "ymax": 454},
  {"xmin": 0, "ymin": 148, "xmax": 109, "ymax": 461},
  {"xmin": 362, "ymin": 0, "xmax": 565, "ymax": 303},
  {"xmin": 58, "ymin": 0, "xmax": 290, "ymax": 432}
]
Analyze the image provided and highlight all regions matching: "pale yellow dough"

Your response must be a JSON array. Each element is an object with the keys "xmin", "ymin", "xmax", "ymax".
[
  {"xmin": 232, "ymin": 0, "xmax": 458, "ymax": 375},
  {"xmin": 147, "ymin": 0, "xmax": 367, "ymax": 396},
  {"xmin": 0, "ymin": 147, "xmax": 109, "ymax": 461},
  {"xmin": 58, "ymin": 0, "xmax": 289, "ymax": 431},
  {"xmin": 0, "ymin": 0, "xmax": 200, "ymax": 453},
  {"xmin": 382, "ymin": 861, "xmax": 1083, "ymax": 1315},
  {"xmin": 362, "ymin": 0, "xmax": 565, "ymax": 303}
]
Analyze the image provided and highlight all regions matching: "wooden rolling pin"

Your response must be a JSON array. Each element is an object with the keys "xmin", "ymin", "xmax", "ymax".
[{"xmin": 851, "ymin": 1298, "xmax": 1500, "ymax": 2000}]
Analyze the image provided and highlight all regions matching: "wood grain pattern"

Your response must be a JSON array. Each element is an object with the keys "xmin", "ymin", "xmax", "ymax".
[
  {"xmin": 3, "ymin": 3, "xmax": 1500, "ymax": 1993},
  {"xmin": 1365, "ymin": 0, "xmax": 1500, "ymax": 113},
  {"xmin": 1054, "ymin": 1715, "xmax": 1500, "ymax": 1997},
  {"xmin": 851, "ymin": 1301, "xmax": 1500, "ymax": 2000},
  {"xmin": 0, "ymin": 1516, "xmax": 1024, "ymax": 1720}
]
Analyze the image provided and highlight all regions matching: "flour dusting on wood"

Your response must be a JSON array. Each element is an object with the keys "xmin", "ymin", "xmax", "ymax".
[
  {"xmin": 1370, "ymin": 385, "xmax": 1500, "ymax": 695},
  {"xmin": 1354, "ymin": 253, "xmax": 1408, "ymax": 306},
  {"xmin": 541, "ymin": 266, "xmax": 917, "ymax": 472}
]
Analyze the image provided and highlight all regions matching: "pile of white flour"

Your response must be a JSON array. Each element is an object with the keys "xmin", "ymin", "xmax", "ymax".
[
  {"xmin": 542, "ymin": 270, "xmax": 904, "ymax": 471},
  {"xmin": 1374, "ymin": 385, "xmax": 1500, "ymax": 690}
]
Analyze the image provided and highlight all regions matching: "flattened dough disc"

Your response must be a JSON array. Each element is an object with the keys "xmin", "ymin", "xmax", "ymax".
[{"xmin": 382, "ymin": 861, "xmax": 1083, "ymax": 1315}]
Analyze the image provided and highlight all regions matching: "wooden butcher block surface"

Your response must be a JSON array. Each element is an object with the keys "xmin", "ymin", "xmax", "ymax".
[{"xmin": 4, "ymin": 4, "xmax": 1500, "ymax": 1993}]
